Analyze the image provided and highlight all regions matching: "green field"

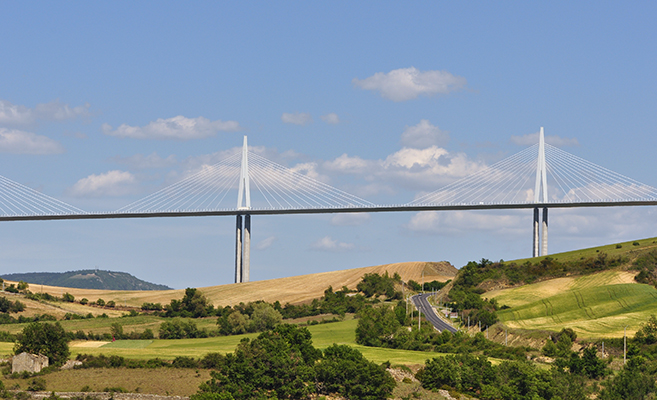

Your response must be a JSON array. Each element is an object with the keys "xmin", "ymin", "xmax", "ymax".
[
  {"xmin": 0, "ymin": 319, "xmax": 434, "ymax": 366},
  {"xmin": 491, "ymin": 271, "xmax": 657, "ymax": 338}
]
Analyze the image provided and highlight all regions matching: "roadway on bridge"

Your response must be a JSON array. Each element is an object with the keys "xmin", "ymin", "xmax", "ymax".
[{"xmin": 411, "ymin": 293, "xmax": 458, "ymax": 333}]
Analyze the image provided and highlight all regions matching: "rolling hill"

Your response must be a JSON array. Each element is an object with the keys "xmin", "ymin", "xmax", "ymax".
[
  {"xmin": 1, "ymin": 270, "xmax": 172, "ymax": 291},
  {"xmin": 3, "ymin": 261, "xmax": 456, "ymax": 313},
  {"xmin": 483, "ymin": 238, "xmax": 657, "ymax": 338}
]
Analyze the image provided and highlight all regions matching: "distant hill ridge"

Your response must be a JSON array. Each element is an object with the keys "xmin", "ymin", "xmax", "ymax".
[{"xmin": 1, "ymin": 270, "xmax": 172, "ymax": 291}]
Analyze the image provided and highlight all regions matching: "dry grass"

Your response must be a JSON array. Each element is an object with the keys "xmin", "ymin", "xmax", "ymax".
[
  {"xmin": 7, "ymin": 261, "xmax": 455, "ymax": 309},
  {"xmin": 5, "ymin": 368, "xmax": 212, "ymax": 396}
]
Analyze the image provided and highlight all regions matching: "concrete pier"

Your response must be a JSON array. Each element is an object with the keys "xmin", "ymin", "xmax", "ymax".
[
  {"xmin": 533, "ymin": 207, "xmax": 540, "ymax": 257},
  {"xmin": 243, "ymin": 214, "xmax": 250, "ymax": 282},
  {"xmin": 542, "ymin": 207, "xmax": 548, "ymax": 256},
  {"xmin": 235, "ymin": 214, "xmax": 242, "ymax": 283}
]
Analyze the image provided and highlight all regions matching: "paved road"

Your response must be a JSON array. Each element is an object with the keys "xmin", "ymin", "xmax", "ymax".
[{"xmin": 412, "ymin": 293, "xmax": 458, "ymax": 333}]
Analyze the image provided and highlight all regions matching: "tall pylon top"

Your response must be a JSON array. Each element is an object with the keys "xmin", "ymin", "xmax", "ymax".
[
  {"xmin": 237, "ymin": 136, "xmax": 251, "ymax": 210},
  {"xmin": 533, "ymin": 127, "xmax": 548, "ymax": 203}
]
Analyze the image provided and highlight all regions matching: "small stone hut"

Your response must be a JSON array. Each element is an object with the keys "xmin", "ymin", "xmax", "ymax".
[{"xmin": 12, "ymin": 352, "xmax": 48, "ymax": 374}]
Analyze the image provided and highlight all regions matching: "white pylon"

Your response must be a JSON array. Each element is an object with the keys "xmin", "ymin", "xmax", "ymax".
[
  {"xmin": 534, "ymin": 127, "xmax": 548, "ymax": 204},
  {"xmin": 532, "ymin": 128, "xmax": 548, "ymax": 257},
  {"xmin": 235, "ymin": 136, "xmax": 251, "ymax": 283},
  {"xmin": 237, "ymin": 136, "xmax": 251, "ymax": 210}
]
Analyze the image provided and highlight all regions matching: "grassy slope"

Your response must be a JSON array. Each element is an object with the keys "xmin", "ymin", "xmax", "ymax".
[
  {"xmin": 486, "ymin": 237, "xmax": 657, "ymax": 338},
  {"xmin": 0, "ymin": 318, "xmax": 434, "ymax": 366},
  {"xmin": 7, "ymin": 261, "xmax": 456, "ymax": 309}
]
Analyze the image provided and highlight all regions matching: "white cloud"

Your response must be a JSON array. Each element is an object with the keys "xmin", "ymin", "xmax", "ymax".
[
  {"xmin": 69, "ymin": 170, "xmax": 138, "ymax": 197},
  {"xmin": 256, "ymin": 236, "xmax": 278, "ymax": 250},
  {"xmin": 102, "ymin": 116, "xmax": 241, "ymax": 140},
  {"xmin": 290, "ymin": 162, "xmax": 331, "ymax": 183},
  {"xmin": 330, "ymin": 213, "xmax": 371, "ymax": 226},
  {"xmin": 510, "ymin": 132, "xmax": 579, "ymax": 147},
  {"xmin": 324, "ymin": 154, "xmax": 374, "ymax": 175},
  {"xmin": 400, "ymin": 120, "xmax": 449, "ymax": 148},
  {"xmin": 322, "ymin": 146, "xmax": 485, "ymax": 194},
  {"xmin": 353, "ymin": 67, "xmax": 467, "ymax": 102},
  {"xmin": 311, "ymin": 236, "xmax": 355, "ymax": 252},
  {"xmin": 0, "ymin": 128, "xmax": 65, "ymax": 154},
  {"xmin": 405, "ymin": 210, "xmax": 528, "ymax": 236},
  {"xmin": 0, "ymin": 99, "xmax": 90, "ymax": 125},
  {"xmin": 281, "ymin": 112, "xmax": 313, "ymax": 125},
  {"xmin": 110, "ymin": 152, "xmax": 178, "ymax": 169},
  {"xmin": 320, "ymin": 113, "xmax": 340, "ymax": 124}
]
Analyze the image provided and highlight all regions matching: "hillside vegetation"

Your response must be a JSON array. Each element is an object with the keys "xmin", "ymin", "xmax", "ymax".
[{"xmin": 1, "ymin": 270, "xmax": 172, "ymax": 291}]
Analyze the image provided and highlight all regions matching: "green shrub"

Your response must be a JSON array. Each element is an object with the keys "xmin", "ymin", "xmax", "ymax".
[{"xmin": 27, "ymin": 378, "xmax": 46, "ymax": 392}]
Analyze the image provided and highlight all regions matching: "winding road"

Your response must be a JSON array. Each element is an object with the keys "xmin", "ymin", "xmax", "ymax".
[{"xmin": 411, "ymin": 293, "xmax": 458, "ymax": 333}]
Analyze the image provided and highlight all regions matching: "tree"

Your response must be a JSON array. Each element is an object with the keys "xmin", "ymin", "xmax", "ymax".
[
  {"xmin": 110, "ymin": 322, "xmax": 124, "ymax": 340},
  {"xmin": 14, "ymin": 322, "xmax": 70, "ymax": 366},
  {"xmin": 355, "ymin": 306, "xmax": 401, "ymax": 347},
  {"xmin": 95, "ymin": 298, "xmax": 105, "ymax": 307},
  {"xmin": 159, "ymin": 318, "xmax": 201, "ymax": 339},
  {"xmin": 599, "ymin": 356, "xmax": 656, "ymax": 400},
  {"xmin": 250, "ymin": 303, "xmax": 282, "ymax": 332},
  {"xmin": 62, "ymin": 293, "xmax": 74, "ymax": 303},
  {"xmin": 316, "ymin": 344, "xmax": 395, "ymax": 400},
  {"xmin": 197, "ymin": 324, "xmax": 319, "ymax": 400},
  {"xmin": 181, "ymin": 288, "xmax": 213, "ymax": 317},
  {"xmin": 634, "ymin": 314, "xmax": 657, "ymax": 344}
]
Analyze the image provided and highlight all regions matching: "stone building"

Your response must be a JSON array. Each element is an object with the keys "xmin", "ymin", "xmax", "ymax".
[{"xmin": 12, "ymin": 352, "xmax": 48, "ymax": 374}]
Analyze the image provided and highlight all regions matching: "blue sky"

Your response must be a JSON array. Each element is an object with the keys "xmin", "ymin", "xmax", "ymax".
[{"xmin": 1, "ymin": 2, "xmax": 656, "ymax": 289}]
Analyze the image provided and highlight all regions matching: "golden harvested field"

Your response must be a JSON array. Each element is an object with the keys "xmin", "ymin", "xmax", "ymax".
[{"xmin": 6, "ymin": 261, "xmax": 455, "ymax": 309}]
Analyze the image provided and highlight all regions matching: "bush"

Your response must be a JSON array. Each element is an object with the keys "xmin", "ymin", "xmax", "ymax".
[
  {"xmin": 27, "ymin": 378, "xmax": 46, "ymax": 392},
  {"xmin": 62, "ymin": 293, "xmax": 74, "ymax": 303},
  {"xmin": 4, "ymin": 285, "xmax": 18, "ymax": 294},
  {"xmin": 106, "ymin": 301, "xmax": 116, "ymax": 308},
  {"xmin": 95, "ymin": 299, "xmax": 105, "ymax": 307},
  {"xmin": 79, "ymin": 298, "xmax": 89, "ymax": 305},
  {"xmin": 159, "ymin": 319, "xmax": 202, "ymax": 339},
  {"xmin": 172, "ymin": 356, "xmax": 200, "ymax": 369}
]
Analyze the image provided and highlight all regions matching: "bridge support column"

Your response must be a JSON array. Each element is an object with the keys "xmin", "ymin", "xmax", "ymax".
[
  {"xmin": 235, "ymin": 215, "xmax": 242, "ymax": 283},
  {"xmin": 243, "ymin": 214, "xmax": 250, "ymax": 282},
  {"xmin": 541, "ymin": 207, "xmax": 548, "ymax": 256},
  {"xmin": 533, "ymin": 208, "xmax": 539, "ymax": 257}
]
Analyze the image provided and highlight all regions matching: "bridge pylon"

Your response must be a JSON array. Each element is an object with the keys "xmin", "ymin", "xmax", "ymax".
[
  {"xmin": 235, "ymin": 136, "xmax": 251, "ymax": 283},
  {"xmin": 533, "ymin": 127, "xmax": 548, "ymax": 257}
]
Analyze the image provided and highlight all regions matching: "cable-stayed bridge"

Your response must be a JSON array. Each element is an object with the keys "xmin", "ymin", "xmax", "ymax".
[{"xmin": 1, "ymin": 129, "xmax": 657, "ymax": 283}]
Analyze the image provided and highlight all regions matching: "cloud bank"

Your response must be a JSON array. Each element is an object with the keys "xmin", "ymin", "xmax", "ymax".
[
  {"xmin": 69, "ymin": 170, "xmax": 138, "ymax": 197},
  {"xmin": 0, "ymin": 128, "xmax": 65, "ymax": 154},
  {"xmin": 281, "ymin": 112, "xmax": 313, "ymax": 125},
  {"xmin": 311, "ymin": 236, "xmax": 355, "ymax": 252},
  {"xmin": 102, "ymin": 116, "xmax": 241, "ymax": 140},
  {"xmin": 0, "ymin": 100, "xmax": 90, "ymax": 125},
  {"xmin": 353, "ymin": 67, "xmax": 467, "ymax": 102}
]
